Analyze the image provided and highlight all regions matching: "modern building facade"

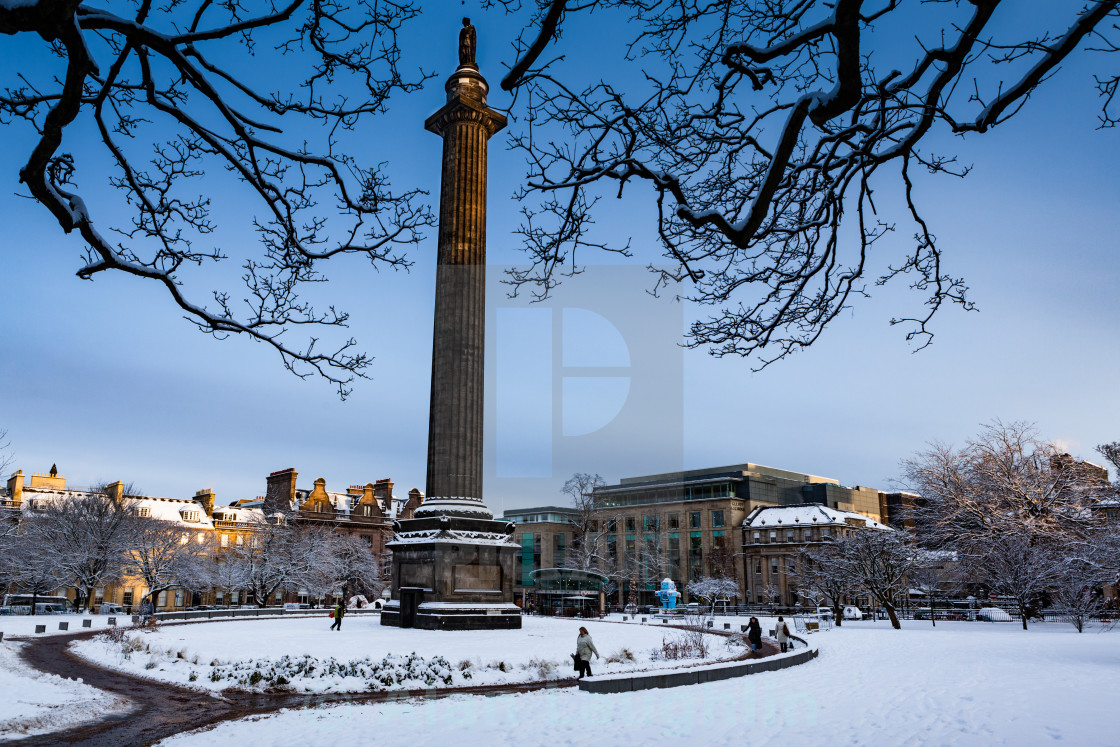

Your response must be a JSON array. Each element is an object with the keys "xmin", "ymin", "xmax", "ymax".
[{"xmin": 506, "ymin": 461, "xmax": 894, "ymax": 608}]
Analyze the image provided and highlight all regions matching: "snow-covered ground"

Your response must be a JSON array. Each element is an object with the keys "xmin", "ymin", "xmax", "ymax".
[
  {"xmin": 71, "ymin": 614, "xmax": 738, "ymax": 693},
  {"xmin": 156, "ymin": 620, "xmax": 1120, "ymax": 746},
  {"xmin": 0, "ymin": 641, "xmax": 131, "ymax": 739}
]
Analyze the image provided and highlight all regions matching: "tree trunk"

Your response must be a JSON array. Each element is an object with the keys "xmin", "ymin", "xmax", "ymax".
[
  {"xmin": 832, "ymin": 602, "xmax": 843, "ymax": 626},
  {"xmin": 30, "ymin": 590, "xmax": 38, "ymax": 616},
  {"xmin": 885, "ymin": 603, "xmax": 901, "ymax": 629},
  {"xmin": 1019, "ymin": 601, "xmax": 1029, "ymax": 630}
]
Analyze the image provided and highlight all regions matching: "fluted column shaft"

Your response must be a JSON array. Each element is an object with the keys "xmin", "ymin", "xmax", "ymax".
[{"xmin": 423, "ymin": 68, "xmax": 506, "ymax": 502}]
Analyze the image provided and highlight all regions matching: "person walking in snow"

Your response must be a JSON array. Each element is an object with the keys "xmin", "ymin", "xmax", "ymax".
[
  {"xmin": 775, "ymin": 615, "xmax": 791, "ymax": 653},
  {"xmin": 747, "ymin": 617, "xmax": 763, "ymax": 652},
  {"xmin": 575, "ymin": 626, "xmax": 600, "ymax": 679},
  {"xmin": 330, "ymin": 600, "xmax": 345, "ymax": 631}
]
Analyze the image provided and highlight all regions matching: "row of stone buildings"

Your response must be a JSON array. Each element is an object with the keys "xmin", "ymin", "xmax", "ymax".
[
  {"xmin": 1, "ymin": 466, "xmax": 424, "ymax": 612},
  {"xmin": 504, "ymin": 462, "xmax": 907, "ymax": 611}
]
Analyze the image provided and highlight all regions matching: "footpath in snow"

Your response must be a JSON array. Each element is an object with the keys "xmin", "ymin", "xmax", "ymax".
[
  {"xmin": 154, "ymin": 619, "xmax": 1120, "ymax": 746},
  {"xmin": 0, "ymin": 639, "xmax": 130, "ymax": 739}
]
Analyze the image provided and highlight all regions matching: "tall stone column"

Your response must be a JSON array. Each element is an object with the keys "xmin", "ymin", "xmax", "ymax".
[
  {"xmin": 419, "ymin": 35, "xmax": 506, "ymax": 518},
  {"xmin": 381, "ymin": 21, "xmax": 521, "ymax": 630}
]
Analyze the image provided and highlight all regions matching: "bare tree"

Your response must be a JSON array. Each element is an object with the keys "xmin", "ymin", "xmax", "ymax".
[
  {"xmin": 686, "ymin": 575, "xmax": 740, "ymax": 617},
  {"xmin": 0, "ymin": 429, "xmax": 12, "ymax": 478},
  {"xmin": 29, "ymin": 487, "xmax": 138, "ymax": 611},
  {"xmin": 792, "ymin": 545, "xmax": 852, "ymax": 626},
  {"xmin": 125, "ymin": 519, "xmax": 212, "ymax": 612},
  {"xmin": 560, "ymin": 472, "xmax": 609, "ymax": 572},
  {"xmin": 1052, "ymin": 555, "xmax": 1107, "ymax": 633},
  {"xmin": 833, "ymin": 530, "xmax": 915, "ymax": 629},
  {"xmin": 1, "ymin": 1, "xmax": 433, "ymax": 398},
  {"xmin": 903, "ymin": 421, "xmax": 1109, "ymax": 629},
  {"xmin": 228, "ymin": 515, "xmax": 301, "ymax": 608},
  {"xmin": 5, "ymin": 530, "xmax": 66, "ymax": 614},
  {"xmin": 291, "ymin": 527, "xmax": 386, "ymax": 605},
  {"xmin": 497, "ymin": 1, "xmax": 1119, "ymax": 367},
  {"xmin": 9, "ymin": 4, "xmax": 1120, "ymax": 392}
]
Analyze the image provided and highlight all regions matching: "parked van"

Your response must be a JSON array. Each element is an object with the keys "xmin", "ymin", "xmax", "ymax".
[
  {"xmin": 283, "ymin": 602, "xmax": 311, "ymax": 611},
  {"xmin": 842, "ymin": 606, "xmax": 865, "ymax": 621},
  {"xmin": 98, "ymin": 603, "xmax": 125, "ymax": 615}
]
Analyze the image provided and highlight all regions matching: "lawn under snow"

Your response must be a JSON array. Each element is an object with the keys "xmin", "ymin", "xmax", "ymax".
[
  {"xmin": 0, "ymin": 641, "xmax": 130, "ymax": 739},
  {"xmin": 71, "ymin": 614, "xmax": 738, "ymax": 693},
  {"xmin": 157, "ymin": 619, "xmax": 1120, "ymax": 747}
]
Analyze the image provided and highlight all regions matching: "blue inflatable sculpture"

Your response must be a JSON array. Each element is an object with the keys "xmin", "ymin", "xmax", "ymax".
[{"xmin": 656, "ymin": 578, "xmax": 681, "ymax": 612}]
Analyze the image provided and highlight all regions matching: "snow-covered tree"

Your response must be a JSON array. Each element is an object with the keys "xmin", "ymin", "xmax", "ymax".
[
  {"xmin": 228, "ymin": 515, "xmax": 300, "ymax": 608},
  {"xmin": 792, "ymin": 545, "xmax": 853, "ymax": 626},
  {"xmin": 124, "ymin": 519, "xmax": 212, "ymax": 612},
  {"xmin": 832, "ymin": 530, "xmax": 915, "ymax": 629},
  {"xmin": 28, "ymin": 487, "xmax": 139, "ymax": 611},
  {"xmin": 686, "ymin": 576, "xmax": 740, "ymax": 617},
  {"xmin": 902, "ymin": 421, "xmax": 1110, "ymax": 629},
  {"xmin": 5, "ymin": 530, "xmax": 66, "ymax": 614}
]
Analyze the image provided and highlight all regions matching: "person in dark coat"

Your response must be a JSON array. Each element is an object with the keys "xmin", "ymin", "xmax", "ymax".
[
  {"xmin": 575, "ymin": 626, "xmax": 600, "ymax": 679},
  {"xmin": 747, "ymin": 617, "xmax": 763, "ymax": 652},
  {"xmin": 330, "ymin": 601, "xmax": 345, "ymax": 631}
]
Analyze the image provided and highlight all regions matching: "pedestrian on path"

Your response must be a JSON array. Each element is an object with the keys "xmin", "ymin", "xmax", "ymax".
[
  {"xmin": 575, "ymin": 626, "xmax": 600, "ymax": 679},
  {"xmin": 330, "ymin": 601, "xmax": 345, "ymax": 631},
  {"xmin": 747, "ymin": 617, "xmax": 763, "ymax": 652},
  {"xmin": 776, "ymin": 615, "xmax": 791, "ymax": 653}
]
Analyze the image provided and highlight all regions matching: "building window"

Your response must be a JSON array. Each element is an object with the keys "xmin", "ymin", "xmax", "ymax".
[
  {"xmin": 122, "ymin": 590, "xmax": 133, "ymax": 608},
  {"xmin": 182, "ymin": 511, "xmax": 199, "ymax": 522},
  {"xmin": 174, "ymin": 590, "xmax": 183, "ymax": 607},
  {"xmin": 625, "ymin": 517, "xmax": 636, "ymax": 531},
  {"xmin": 553, "ymin": 533, "xmax": 566, "ymax": 568},
  {"xmin": 236, "ymin": 535, "xmax": 244, "ymax": 546},
  {"xmin": 689, "ymin": 512, "xmax": 701, "ymax": 529},
  {"xmin": 606, "ymin": 519, "xmax": 617, "ymax": 532},
  {"xmin": 520, "ymin": 534, "xmax": 535, "ymax": 586},
  {"xmin": 220, "ymin": 534, "xmax": 229, "ymax": 548},
  {"xmin": 752, "ymin": 531, "xmax": 760, "ymax": 542},
  {"xmin": 137, "ymin": 507, "xmax": 151, "ymax": 518},
  {"xmin": 711, "ymin": 510, "xmax": 724, "ymax": 528},
  {"xmin": 786, "ymin": 530, "xmax": 794, "ymax": 542},
  {"xmin": 588, "ymin": 520, "xmax": 598, "ymax": 532},
  {"xmin": 667, "ymin": 513, "xmax": 679, "ymax": 529},
  {"xmin": 644, "ymin": 515, "xmax": 660, "ymax": 531},
  {"xmin": 769, "ymin": 530, "xmax": 777, "ymax": 541}
]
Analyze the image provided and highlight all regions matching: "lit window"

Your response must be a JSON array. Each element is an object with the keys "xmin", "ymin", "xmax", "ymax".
[{"xmin": 137, "ymin": 507, "xmax": 152, "ymax": 518}]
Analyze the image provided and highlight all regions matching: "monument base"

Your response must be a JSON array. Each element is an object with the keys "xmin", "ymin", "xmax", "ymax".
[
  {"xmin": 381, "ymin": 512, "xmax": 522, "ymax": 631},
  {"xmin": 381, "ymin": 600, "xmax": 522, "ymax": 630}
]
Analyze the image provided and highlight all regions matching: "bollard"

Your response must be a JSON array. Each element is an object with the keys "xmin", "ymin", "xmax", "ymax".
[
  {"xmin": 741, "ymin": 624, "xmax": 748, "ymax": 632},
  {"xmin": 82, "ymin": 619, "xmax": 92, "ymax": 628},
  {"xmin": 0, "ymin": 632, "xmax": 4, "ymax": 642},
  {"xmin": 622, "ymin": 615, "xmax": 628, "ymax": 621},
  {"xmin": 706, "ymin": 620, "xmax": 713, "ymax": 628},
  {"xmin": 131, "ymin": 615, "xmax": 140, "ymax": 624},
  {"xmin": 107, "ymin": 617, "xmax": 117, "ymax": 626},
  {"xmin": 724, "ymin": 623, "xmax": 731, "ymax": 630},
  {"xmin": 58, "ymin": 622, "xmax": 69, "ymax": 631},
  {"xmin": 642, "ymin": 617, "xmax": 647, "ymax": 623},
  {"xmin": 662, "ymin": 618, "xmax": 668, "ymax": 624},
  {"xmin": 35, "ymin": 625, "xmax": 46, "ymax": 634}
]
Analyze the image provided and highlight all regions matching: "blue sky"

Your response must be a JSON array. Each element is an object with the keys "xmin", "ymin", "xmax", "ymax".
[{"xmin": 1, "ymin": 5, "xmax": 1117, "ymax": 512}]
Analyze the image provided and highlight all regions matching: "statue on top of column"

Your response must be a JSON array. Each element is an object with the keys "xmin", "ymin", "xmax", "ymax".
[{"xmin": 459, "ymin": 17, "xmax": 476, "ymax": 67}]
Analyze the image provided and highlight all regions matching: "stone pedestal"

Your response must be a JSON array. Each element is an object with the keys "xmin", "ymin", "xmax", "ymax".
[{"xmin": 381, "ymin": 514, "xmax": 521, "ymax": 630}]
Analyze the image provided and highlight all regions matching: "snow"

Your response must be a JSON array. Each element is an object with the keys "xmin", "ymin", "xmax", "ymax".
[
  {"xmin": 153, "ymin": 620, "xmax": 1120, "ymax": 746},
  {"xmin": 71, "ymin": 614, "xmax": 734, "ymax": 693},
  {"xmin": 0, "ymin": 641, "xmax": 130, "ymax": 739},
  {"xmin": 746, "ymin": 503, "xmax": 890, "ymax": 530}
]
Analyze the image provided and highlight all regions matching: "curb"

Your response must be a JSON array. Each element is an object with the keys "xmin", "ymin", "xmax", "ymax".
[{"xmin": 578, "ymin": 646, "xmax": 819, "ymax": 693}]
